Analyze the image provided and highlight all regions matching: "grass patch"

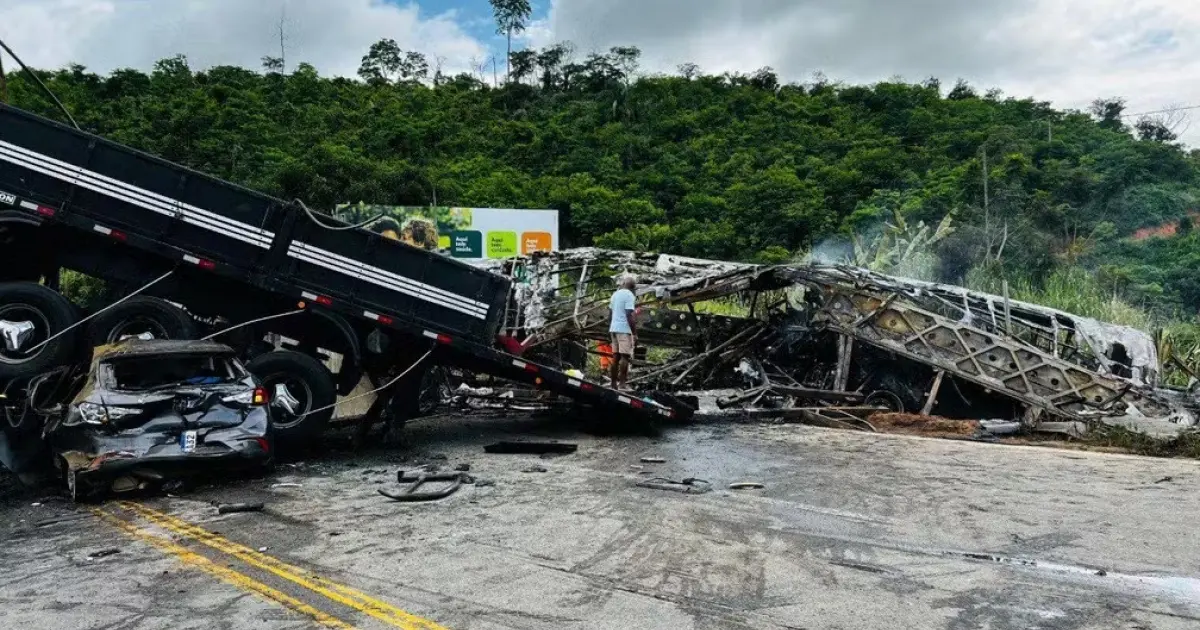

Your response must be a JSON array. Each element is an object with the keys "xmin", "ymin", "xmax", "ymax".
[
  {"xmin": 965, "ymin": 265, "xmax": 1152, "ymax": 330},
  {"xmin": 1078, "ymin": 425, "xmax": 1200, "ymax": 458}
]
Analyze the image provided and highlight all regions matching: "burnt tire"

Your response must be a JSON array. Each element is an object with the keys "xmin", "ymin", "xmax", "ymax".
[
  {"xmin": 85, "ymin": 296, "xmax": 197, "ymax": 347},
  {"xmin": 869, "ymin": 374, "xmax": 924, "ymax": 414},
  {"xmin": 247, "ymin": 350, "xmax": 336, "ymax": 444},
  {"xmin": 0, "ymin": 282, "xmax": 79, "ymax": 381}
]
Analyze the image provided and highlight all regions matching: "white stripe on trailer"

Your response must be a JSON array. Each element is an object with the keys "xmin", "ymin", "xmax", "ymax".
[
  {"xmin": 363, "ymin": 311, "xmax": 382, "ymax": 321},
  {"xmin": 19, "ymin": 200, "xmax": 37, "ymax": 211},
  {"xmin": 288, "ymin": 242, "xmax": 485, "ymax": 315},
  {"xmin": 567, "ymin": 379, "xmax": 582, "ymax": 387},
  {"xmin": 0, "ymin": 140, "xmax": 276, "ymax": 241},
  {"xmin": 422, "ymin": 331, "xmax": 440, "ymax": 340},
  {"xmin": 287, "ymin": 245, "xmax": 484, "ymax": 319},
  {"xmin": 618, "ymin": 395, "xmax": 632, "ymax": 405},
  {"xmin": 290, "ymin": 241, "xmax": 491, "ymax": 314},
  {"xmin": 512, "ymin": 359, "xmax": 527, "ymax": 369},
  {"xmin": 0, "ymin": 145, "xmax": 270, "ymax": 245},
  {"xmin": 288, "ymin": 241, "xmax": 490, "ymax": 316},
  {"xmin": 286, "ymin": 244, "xmax": 488, "ymax": 320},
  {"xmin": 182, "ymin": 255, "xmax": 200, "ymax": 264},
  {"xmin": 301, "ymin": 291, "xmax": 319, "ymax": 301},
  {"xmin": 93, "ymin": 225, "xmax": 112, "ymax": 236},
  {"xmin": 0, "ymin": 145, "xmax": 272, "ymax": 248},
  {"xmin": 0, "ymin": 141, "xmax": 275, "ymax": 248}
]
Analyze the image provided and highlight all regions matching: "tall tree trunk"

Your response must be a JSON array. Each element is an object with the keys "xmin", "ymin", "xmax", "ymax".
[{"xmin": 506, "ymin": 29, "xmax": 512, "ymax": 83}]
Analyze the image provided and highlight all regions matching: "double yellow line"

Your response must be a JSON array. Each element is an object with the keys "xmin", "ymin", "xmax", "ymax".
[{"xmin": 96, "ymin": 502, "xmax": 448, "ymax": 630}]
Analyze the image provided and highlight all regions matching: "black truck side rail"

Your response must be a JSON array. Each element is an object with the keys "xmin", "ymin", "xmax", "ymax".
[
  {"xmin": 0, "ymin": 104, "xmax": 690, "ymax": 422},
  {"xmin": 0, "ymin": 103, "xmax": 505, "ymax": 342}
]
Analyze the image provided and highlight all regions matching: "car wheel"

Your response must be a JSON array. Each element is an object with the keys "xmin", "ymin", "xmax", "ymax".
[
  {"xmin": 247, "ymin": 350, "xmax": 336, "ymax": 444},
  {"xmin": 0, "ymin": 282, "xmax": 79, "ymax": 381},
  {"xmin": 85, "ymin": 296, "xmax": 197, "ymax": 347}
]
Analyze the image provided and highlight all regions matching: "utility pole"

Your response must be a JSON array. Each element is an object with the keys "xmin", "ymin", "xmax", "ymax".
[
  {"xmin": 982, "ymin": 146, "xmax": 989, "ymax": 215},
  {"xmin": 1047, "ymin": 120, "xmax": 1053, "ymax": 142},
  {"xmin": 982, "ymin": 145, "xmax": 991, "ymax": 258},
  {"xmin": 0, "ymin": 52, "xmax": 8, "ymax": 104}
]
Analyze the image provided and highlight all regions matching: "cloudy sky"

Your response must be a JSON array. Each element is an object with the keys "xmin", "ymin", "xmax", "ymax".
[{"xmin": 3, "ymin": 0, "xmax": 1198, "ymax": 144}]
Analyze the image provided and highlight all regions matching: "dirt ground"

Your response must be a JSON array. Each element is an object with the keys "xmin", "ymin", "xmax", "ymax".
[{"xmin": 3, "ymin": 412, "xmax": 1200, "ymax": 630}]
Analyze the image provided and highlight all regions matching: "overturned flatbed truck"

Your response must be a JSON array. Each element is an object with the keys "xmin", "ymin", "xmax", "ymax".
[{"xmin": 0, "ymin": 104, "xmax": 687, "ymax": 471}]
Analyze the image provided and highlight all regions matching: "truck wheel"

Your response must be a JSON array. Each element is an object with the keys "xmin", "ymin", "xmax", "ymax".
[
  {"xmin": 0, "ymin": 282, "xmax": 79, "ymax": 380},
  {"xmin": 86, "ymin": 296, "xmax": 197, "ymax": 347},
  {"xmin": 247, "ymin": 350, "xmax": 336, "ymax": 443}
]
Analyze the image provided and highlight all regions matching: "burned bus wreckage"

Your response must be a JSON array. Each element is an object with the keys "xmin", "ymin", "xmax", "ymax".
[{"xmin": 482, "ymin": 249, "xmax": 1199, "ymax": 436}]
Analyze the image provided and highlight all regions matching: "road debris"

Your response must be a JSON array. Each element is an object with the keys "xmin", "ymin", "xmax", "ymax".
[
  {"xmin": 640, "ymin": 457, "xmax": 666, "ymax": 463},
  {"xmin": 729, "ymin": 482, "xmax": 765, "ymax": 490},
  {"xmin": 379, "ymin": 471, "xmax": 466, "ymax": 502},
  {"xmin": 86, "ymin": 548, "xmax": 121, "ymax": 560},
  {"xmin": 485, "ymin": 441, "xmax": 578, "ymax": 455},
  {"xmin": 521, "ymin": 465, "xmax": 549, "ymax": 473},
  {"xmin": 216, "ymin": 502, "xmax": 265, "ymax": 514},
  {"xmin": 635, "ymin": 477, "xmax": 712, "ymax": 494}
]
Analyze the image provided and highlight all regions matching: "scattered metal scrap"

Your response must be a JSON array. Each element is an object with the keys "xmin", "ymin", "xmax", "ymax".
[
  {"xmin": 482, "ymin": 249, "xmax": 1200, "ymax": 436},
  {"xmin": 635, "ymin": 477, "xmax": 712, "ymax": 494},
  {"xmin": 484, "ymin": 441, "xmax": 578, "ymax": 455},
  {"xmin": 378, "ymin": 471, "xmax": 467, "ymax": 502},
  {"xmin": 217, "ymin": 502, "xmax": 264, "ymax": 515}
]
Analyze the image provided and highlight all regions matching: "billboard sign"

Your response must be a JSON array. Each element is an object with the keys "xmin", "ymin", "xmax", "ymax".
[{"xmin": 334, "ymin": 204, "xmax": 558, "ymax": 259}]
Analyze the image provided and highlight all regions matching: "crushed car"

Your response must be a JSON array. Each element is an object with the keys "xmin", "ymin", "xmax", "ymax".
[{"xmin": 8, "ymin": 339, "xmax": 273, "ymax": 500}]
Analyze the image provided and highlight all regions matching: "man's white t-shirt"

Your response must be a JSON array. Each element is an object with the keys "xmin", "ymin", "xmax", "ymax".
[{"xmin": 609, "ymin": 289, "xmax": 635, "ymax": 334}]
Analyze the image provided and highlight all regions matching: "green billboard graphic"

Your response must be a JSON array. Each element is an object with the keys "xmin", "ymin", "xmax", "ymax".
[{"xmin": 334, "ymin": 204, "xmax": 558, "ymax": 259}]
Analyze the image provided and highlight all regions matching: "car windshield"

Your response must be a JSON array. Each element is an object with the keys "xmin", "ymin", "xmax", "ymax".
[{"xmin": 105, "ymin": 354, "xmax": 246, "ymax": 390}]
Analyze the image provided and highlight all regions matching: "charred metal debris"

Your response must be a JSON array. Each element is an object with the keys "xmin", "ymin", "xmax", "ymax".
[{"xmin": 479, "ymin": 249, "xmax": 1200, "ymax": 436}]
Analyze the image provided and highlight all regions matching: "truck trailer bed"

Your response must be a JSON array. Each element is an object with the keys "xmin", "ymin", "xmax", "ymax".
[{"xmin": 0, "ymin": 104, "xmax": 690, "ymax": 422}]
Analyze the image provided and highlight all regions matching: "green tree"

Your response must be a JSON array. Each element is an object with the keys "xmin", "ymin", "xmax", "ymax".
[
  {"xmin": 490, "ymin": 0, "xmax": 533, "ymax": 82},
  {"xmin": 509, "ymin": 49, "xmax": 536, "ymax": 84},
  {"xmin": 358, "ymin": 39, "xmax": 403, "ymax": 85},
  {"xmin": 1090, "ymin": 97, "xmax": 1127, "ymax": 133}
]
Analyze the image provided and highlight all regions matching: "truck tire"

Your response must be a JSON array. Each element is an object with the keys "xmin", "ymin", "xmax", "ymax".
[
  {"xmin": 0, "ymin": 282, "xmax": 79, "ymax": 380},
  {"xmin": 86, "ymin": 296, "xmax": 197, "ymax": 347},
  {"xmin": 247, "ymin": 350, "xmax": 336, "ymax": 443}
]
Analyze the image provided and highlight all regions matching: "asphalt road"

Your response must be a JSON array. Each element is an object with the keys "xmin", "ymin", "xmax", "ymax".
[{"xmin": 2, "ymin": 413, "xmax": 1200, "ymax": 630}]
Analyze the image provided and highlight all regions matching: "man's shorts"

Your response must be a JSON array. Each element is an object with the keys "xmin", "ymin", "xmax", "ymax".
[{"xmin": 611, "ymin": 333, "xmax": 635, "ymax": 356}]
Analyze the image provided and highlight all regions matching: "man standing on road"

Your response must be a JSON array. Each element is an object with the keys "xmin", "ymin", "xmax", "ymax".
[{"xmin": 609, "ymin": 275, "xmax": 638, "ymax": 391}]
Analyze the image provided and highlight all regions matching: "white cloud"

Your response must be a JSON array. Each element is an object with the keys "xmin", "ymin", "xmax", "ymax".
[
  {"xmin": 0, "ymin": 0, "xmax": 488, "ymax": 77},
  {"xmin": 537, "ymin": 0, "xmax": 1200, "ymax": 145}
]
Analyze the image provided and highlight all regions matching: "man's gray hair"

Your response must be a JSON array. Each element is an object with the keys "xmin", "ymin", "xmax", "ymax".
[{"xmin": 620, "ymin": 274, "xmax": 637, "ymax": 288}]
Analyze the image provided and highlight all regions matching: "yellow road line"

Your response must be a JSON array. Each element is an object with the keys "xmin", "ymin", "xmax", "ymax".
[
  {"xmin": 119, "ymin": 501, "xmax": 448, "ymax": 630},
  {"xmin": 91, "ymin": 508, "xmax": 354, "ymax": 629}
]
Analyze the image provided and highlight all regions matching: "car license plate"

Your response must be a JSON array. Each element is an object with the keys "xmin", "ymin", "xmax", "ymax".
[{"xmin": 181, "ymin": 430, "xmax": 197, "ymax": 453}]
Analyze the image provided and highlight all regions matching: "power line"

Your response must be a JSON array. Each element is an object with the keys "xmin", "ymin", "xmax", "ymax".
[{"xmin": 1122, "ymin": 104, "xmax": 1200, "ymax": 118}]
